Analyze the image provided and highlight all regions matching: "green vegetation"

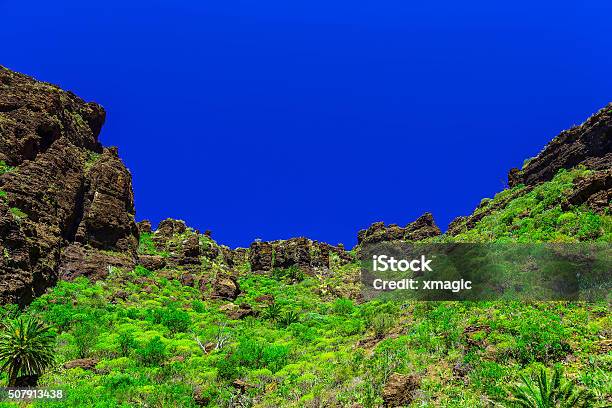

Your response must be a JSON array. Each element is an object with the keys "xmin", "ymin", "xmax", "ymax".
[
  {"xmin": 498, "ymin": 365, "xmax": 596, "ymax": 407},
  {"xmin": 83, "ymin": 151, "xmax": 100, "ymax": 171},
  {"xmin": 9, "ymin": 207, "xmax": 26, "ymax": 220},
  {"xmin": 444, "ymin": 168, "xmax": 611, "ymax": 243},
  {"xmin": 0, "ymin": 161, "xmax": 13, "ymax": 175},
  {"xmin": 0, "ymin": 167, "xmax": 608, "ymax": 406}
]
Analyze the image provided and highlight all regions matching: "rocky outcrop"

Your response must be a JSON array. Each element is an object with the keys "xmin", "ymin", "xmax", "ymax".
[
  {"xmin": 562, "ymin": 169, "xmax": 611, "ymax": 214},
  {"xmin": 0, "ymin": 66, "xmax": 138, "ymax": 305},
  {"xmin": 59, "ymin": 243, "xmax": 135, "ymax": 281},
  {"xmin": 137, "ymin": 219, "xmax": 152, "ymax": 234},
  {"xmin": 138, "ymin": 254, "xmax": 166, "ymax": 271},
  {"xmin": 450, "ymin": 105, "xmax": 611, "ymax": 236},
  {"xmin": 508, "ymin": 104, "xmax": 611, "ymax": 187},
  {"xmin": 248, "ymin": 237, "xmax": 352, "ymax": 273},
  {"xmin": 64, "ymin": 358, "xmax": 99, "ymax": 371},
  {"xmin": 357, "ymin": 213, "xmax": 441, "ymax": 245},
  {"xmin": 209, "ymin": 273, "xmax": 240, "ymax": 300}
]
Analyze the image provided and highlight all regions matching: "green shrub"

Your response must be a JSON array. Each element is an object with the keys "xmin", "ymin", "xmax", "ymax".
[
  {"xmin": 497, "ymin": 365, "xmax": 595, "ymax": 408},
  {"xmin": 137, "ymin": 336, "xmax": 166, "ymax": 366},
  {"xmin": 134, "ymin": 265, "xmax": 152, "ymax": 277},
  {"xmin": 138, "ymin": 232, "xmax": 157, "ymax": 255},
  {"xmin": 117, "ymin": 331, "xmax": 137, "ymax": 357},
  {"xmin": 332, "ymin": 298, "xmax": 354, "ymax": 315},
  {"xmin": 160, "ymin": 307, "xmax": 191, "ymax": 334},
  {"xmin": 10, "ymin": 207, "xmax": 26, "ymax": 219},
  {"xmin": 371, "ymin": 313, "xmax": 394, "ymax": 339},
  {"xmin": 72, "ymin": 321, "xmax": 98, "ymax": 358},
  {"xmin": 0, "ymin": 161, "xmax": 13, "ymax": 175},
  {"xmin": 272, "ymin": 265, "xmax": 305, "ymax": 282}
]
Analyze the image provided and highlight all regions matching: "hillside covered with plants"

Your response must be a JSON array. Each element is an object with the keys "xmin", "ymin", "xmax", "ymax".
[{"xmin": 0, "ymin": 67, "xmax": 610, "ymax": 407}]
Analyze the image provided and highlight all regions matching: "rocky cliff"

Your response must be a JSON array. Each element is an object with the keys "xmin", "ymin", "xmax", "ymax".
[
  {"xmin": 0, "ymin": 66, "xmax": 138, "ymax": 305},
  {"xmin": 449, "ymin": 104, "xmax": 611, "ymax": 236},
  {"xmin": 508, "ymin": 104, "xmax": 611, "ymax": 188}
]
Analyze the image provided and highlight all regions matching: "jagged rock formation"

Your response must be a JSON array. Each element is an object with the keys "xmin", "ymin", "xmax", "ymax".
[
  {"xmin": 0, "ymin": 66, "xmax": 138, "ymax": 305},
  {"xmin": 249, "ymin": 238, "xmax": 352, "ymax": 274},
  {"xmin": 450, "ymin": 104, "xmax": 611, "ymax": 235},
  {"xmin": 508, "ymin": 104, "xmax": 611, "ymax": 187},
  {"xmin": 357, "ymin": 212, "xmax": 441, "ymax": 245}
]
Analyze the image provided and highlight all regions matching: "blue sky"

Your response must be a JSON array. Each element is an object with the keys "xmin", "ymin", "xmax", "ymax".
[{"xmin": 2, "ymin": 1, "xmax": 611, "ymax": 248}]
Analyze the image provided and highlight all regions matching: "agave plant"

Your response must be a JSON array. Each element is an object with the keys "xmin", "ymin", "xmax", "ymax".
[
  {"xmin": 498, "ymin": 365, "xmax": 595, "ymax": 408},
  {"xmin": 0, "ymin": 316, "xmax": 55, "ymax": 386},
  {"xmin": 263, "ymin": 302, "xmax": 282, "ymax": 321},
  {"xmin": 278, "ymin": 311, "xmax": 299, "ymax": 327}
]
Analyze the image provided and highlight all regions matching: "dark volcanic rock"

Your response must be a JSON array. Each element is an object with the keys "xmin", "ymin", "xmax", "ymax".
[
  {"xmin": 508, "ymin": 104, "xmax": 611, "ymax": 187},
  {"xmin": 249, "ymin": 241, "xmax": 274, "ymax": 271},
  {"xmin": 563, "ymin": 169, "xmax": 612, "ymax": 213},
  {"xmin": 249, "ymin": 238, "xmax": 351, "ymax": 273},
  {"xmin": 74, "ymin": 147, "xmax": 138, "ymax": 252},
  {"xmin": 137, "ymin": 219, "xmax": 152, "ymax": 234},
  {"xmin": 138, "ymin": 254, "xmax": 166, "ymax": 271},
  {"xmin": 59, "ymin": 243, "xmax": 135, "ymax": 281},
  {"xmin": 357, "ymin": 213, "xmax": 441, "ymax": 245},
  {"xmin": 209, "ymin": 273, "xmax": 240, "ymax": 300},
  {"xmin": 0, "ymin": 66, "xmax": 138, "ymax": 304},
  {"xmin": 153, "ymin": 219, "xmax": 187, "ymax": 246},
  {"xmin": 222, "ymin": 303, "xmax": 257, "ymax": 320}
]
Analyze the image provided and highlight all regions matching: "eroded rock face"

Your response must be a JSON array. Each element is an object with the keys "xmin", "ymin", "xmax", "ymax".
[
  {"xmin": 357, "ymin": 213, "xmax": 441, "ymax": 245},
  {"xmin": 0, "ymin": 66, "xmax": 138, "ymax": 304},
  {"xmin": 563, "ymin": 169, "xmax": 611, "ymax": 214},
  {"xmin": 508, "ymin": 104, "xmax": 611, "ymax": 187},
  {"xmin": 248, "ymin": 238, "xmax": 352, "ymax": 273},
  {"xmin": 138, "ymin": 254, "xmax": 166, "ymax": 271}
]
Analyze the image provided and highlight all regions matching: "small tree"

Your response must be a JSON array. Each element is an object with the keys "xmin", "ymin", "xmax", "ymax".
[{"xmin": 0, "ymin": 316, "xmax": 55, "ymax": 386}]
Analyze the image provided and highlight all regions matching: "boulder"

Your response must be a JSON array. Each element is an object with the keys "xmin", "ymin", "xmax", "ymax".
[{"xmin": 210, "ymin": 274, "xmax": 240, "ymax": 300}]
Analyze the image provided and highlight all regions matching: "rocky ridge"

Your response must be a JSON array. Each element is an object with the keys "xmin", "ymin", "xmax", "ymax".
[
  {"xmin": 1, "ymin": 66, "xmax": 610, "ymax": 306},
  {"xmin": 449, "ymin": 104, "xmax": 611, "ymax": 236}
]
